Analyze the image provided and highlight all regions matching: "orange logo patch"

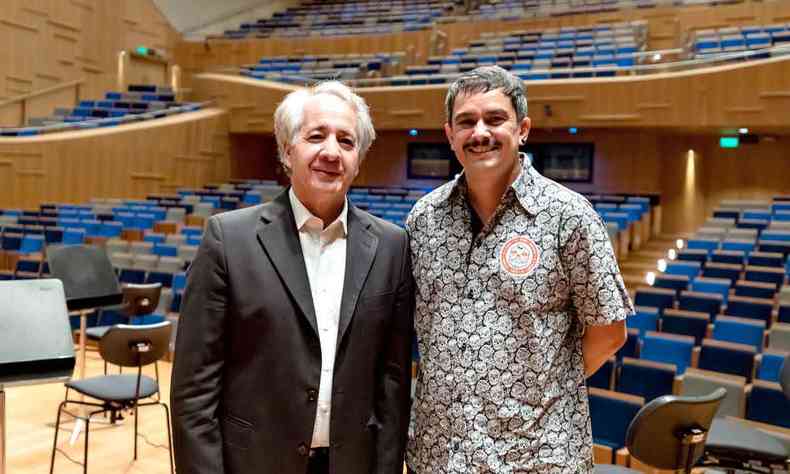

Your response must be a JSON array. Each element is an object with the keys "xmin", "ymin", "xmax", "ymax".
[{"xmin": 500, "ymin": 236, "xmax": 540, "ymax": 276}]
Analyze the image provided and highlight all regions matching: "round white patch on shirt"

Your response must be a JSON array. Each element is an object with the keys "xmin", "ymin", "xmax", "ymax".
[{"xmin": 500, "ymin": 236, "xmax": 540, "ymax": 277}]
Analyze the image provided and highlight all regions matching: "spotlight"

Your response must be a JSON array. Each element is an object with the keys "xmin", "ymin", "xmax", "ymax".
[
  {"xmin": 668, "ymin": 249, "xmax": 677, "ymax": 260},
  {"xmin": 738, "ymin": 128, "xmax": 749, "ymax": 134},
  {"xmin": 657, "ymin": 259, "xmax": 667, "ymax": 272},
  {"xmin": 652, "ymin": 53, "xmax": 662, "ymax": 61},
  {"xmin": 409, "ymin": 129, "xmax": 418, "ymax": 137},
  {"xmin": 676, "ymin": 239, "xmax": 685, "ymax": 249},
  {"xmin": 646, "ymin": 271, "xmax": 656, "ymax": 286}
]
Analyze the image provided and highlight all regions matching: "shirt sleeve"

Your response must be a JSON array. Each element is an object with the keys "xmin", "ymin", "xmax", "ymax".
[{"xmin": 559, "ymin": 198, "xmax": 634, "ymax": 327}]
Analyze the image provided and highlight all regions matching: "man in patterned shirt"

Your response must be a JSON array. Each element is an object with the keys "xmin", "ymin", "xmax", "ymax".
[{"xmin": 405, "ymin": 66, "xmax": 634, "ymax": 473}]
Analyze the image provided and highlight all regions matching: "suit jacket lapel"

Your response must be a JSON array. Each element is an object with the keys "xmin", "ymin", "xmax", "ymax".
[
  {"xmin": 337, "ymin": 206, "xmax": 378, "ymax": 348},
  {"xmin": 256, "ymin": 190, "xmax": 319, "ymax": 336}
]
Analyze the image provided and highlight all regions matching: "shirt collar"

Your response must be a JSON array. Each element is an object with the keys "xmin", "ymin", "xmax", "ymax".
[
  {"xmin": 288, "ymin": 187, "xmax": 348, "ymax": 236},
  {"xmin": 447, "ymin": 154, "xmax": 545, "ymax": 216}
]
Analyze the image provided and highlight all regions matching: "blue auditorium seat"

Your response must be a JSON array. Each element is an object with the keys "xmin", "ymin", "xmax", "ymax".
[
  {"xmin": 118, "ymin": 268, "xmax": 146, "ymax": 284},
  {"xmin": 641, "ymin": 331, "xmax": 695, "ymax": 375},
  {"xmin": 780, "ymin": 305, "xmax": 790, "ymax": 324},
  {"xmin": 712, "ymin": 315, "xmax": 765, "ymax": 352},
  {"xmin": 756, "ymin": 350, "xmax": 787, "ymax": 382},
  {"xmin": 653, "ymin": 273, "xmax": 689, "ymax": 294},
  {"xmin": 616, "ymin": 357, "xmax": 676, "ymax": 402},
  {"xmin": 17, "ymin": 234, "xmax": 43, "ymax": 255},
  {"xmin": 99, "ymin": 221, "xmax": 123, "ymax": 238},
  {"xmin": 698, "ymin": 338, "xmax": 756, "ymax": 380},
  {"xmin": 587, "ymin": 358, "xmax": 614, "ymax": 390},
  {"xmin": 746, "ymin": 380, "xmax": 790, "ymax": 428},
  {"xmin": 589, "ymin": 388, "xmax": 644, "ymax": 463},
  {"xmin": 628, "ymin": 306, "xmax": 659, "ymax": 336},
  {"xmin": 44, "ymin": 227, "xmax": 64, "ymax": 244},
  {"xmin": 721, "ymin": 239, "xmax": 755, "ymax": 253},
  {"xmin": 662, "ymin": 309, "xmax": 709, "ymax": 346},
  {"xmin": 745, "ymin": 265, "xmax": 785, "ymax": 288},
  {"xmin": 702, "ymin": 262, "xmax": 741, "ymax": 285},
  {"xmin": 62, "ymin": 228, "xmax": 86, "ymax": 245},
  {"xmin": 686, "ymin": 238, "xmax": 719, "ymax": 254},
  {"xmin": 153, "ymin": 243, "xmax": 178, "ymax": 257},
  {"xmin": 711, "ymin": 249, "xmax": 746, "ymax": 265},
  {"xmin": 634, "ymin": 287, "xmax": 675, "ymax": 314},
  {"xmin": 616, "ymin": 328, "xmax": 640, "ymax": 361},
  {"xmin": 678, "ymin": 290, "xmax": 722, "ymax": 320},
  {"xmin": 725, "ymin": 295, "xmax": 774, "ymax": 327},
  {"xmin": 146, "ymin": 271, "xmax": 174, "ymax": 288},
  {"xmin": 734, "ymin": 280, "xmax": 775, "ymax": 299},
  {"xmin": 748, "ymin": 251, "xmax": 784, "ymax": 268},
  {"xmin": 144, "ymin": 233, "xmax": 167, "ymax": 244},
  {"xmin": 690, "ymin": 277, "xmax": 731, "ymax": 305},
  {"xmin": 677, "ymin": 249, "xmax": 708, "ymax": 264}
]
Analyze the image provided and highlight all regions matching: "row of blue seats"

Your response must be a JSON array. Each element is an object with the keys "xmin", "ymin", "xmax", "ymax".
[{"xmin": 636, "ymin": 283, "xmax": 790, "ymax": 328}]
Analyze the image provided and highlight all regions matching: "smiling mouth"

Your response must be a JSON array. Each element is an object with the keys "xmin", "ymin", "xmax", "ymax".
[
  {"xmin": 313, "ymin": 169, "xmax": 341, "ymax": 177},
  {"xmin": 465, "ymin": 145, "xmax": 500, "ymax": 154}
]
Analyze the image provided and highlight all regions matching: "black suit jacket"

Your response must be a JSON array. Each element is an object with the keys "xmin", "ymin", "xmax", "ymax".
[{"xmin": 170, "ymin": 190, "xmax": 413, "ymax": 474}]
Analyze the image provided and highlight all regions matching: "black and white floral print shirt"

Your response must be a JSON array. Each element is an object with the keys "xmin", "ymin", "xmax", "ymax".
[{"xmin": 405, "ymin": 158, "xmax": 634, "ymax": 473}]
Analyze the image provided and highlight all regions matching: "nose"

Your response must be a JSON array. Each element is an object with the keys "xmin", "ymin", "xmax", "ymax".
[
  {"xmin": 319, "ymin": 135, "xmax": 341, "ymax": 161},
  {"xmin": 471, "ymin": 119, "xmax": 491, "ymax": 140}
]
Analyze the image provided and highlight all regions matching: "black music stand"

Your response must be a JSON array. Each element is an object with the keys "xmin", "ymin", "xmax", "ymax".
[
  {"xmin": 0, "ymin": 279, "xmax": 76, "ymax": 474},
  {"xmin": 46, "ymin": 245, "xmax": 123, "ymax": 381}
]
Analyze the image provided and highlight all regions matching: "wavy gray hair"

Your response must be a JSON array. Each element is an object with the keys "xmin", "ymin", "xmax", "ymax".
[{"xmin": 273, "ymin": 81, "xmax": 375, "ymax": 174}]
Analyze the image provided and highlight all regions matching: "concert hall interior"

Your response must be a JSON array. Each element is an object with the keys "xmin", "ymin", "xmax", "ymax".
[{"xmin": 1, "ymin": 0, "xmax": 790, "ymax": 473}]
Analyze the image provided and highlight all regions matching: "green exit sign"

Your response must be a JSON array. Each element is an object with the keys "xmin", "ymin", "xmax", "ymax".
[{"xmin": 720, "ymin": 136, "xmax": 739, "ymax": 148}]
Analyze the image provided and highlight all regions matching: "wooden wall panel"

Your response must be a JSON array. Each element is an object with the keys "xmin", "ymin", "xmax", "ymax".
[
  {"xmin": 0, "ymin": 0, "xmax": 177, "ymax": 124},
  {"xmin": 0, "ymin": 109, "xmax": 231, "ymax": 210}
]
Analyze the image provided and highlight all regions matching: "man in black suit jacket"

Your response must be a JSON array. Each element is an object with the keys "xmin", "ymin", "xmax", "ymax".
[{"xmin": 171, "ymin": 81, "xmax": 413, "ymax": 474}]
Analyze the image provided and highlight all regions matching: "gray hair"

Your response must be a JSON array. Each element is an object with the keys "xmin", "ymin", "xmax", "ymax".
[
  {"xmin": 273, "ymin": 81, "xmax": 375, "ymax": 174},
  {"xmin": 445, "ymin": 65, "xmax": 528, "ymax": 124}
]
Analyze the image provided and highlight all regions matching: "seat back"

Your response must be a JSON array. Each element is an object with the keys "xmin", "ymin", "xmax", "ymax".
[
  {"xmin": 589, "ymin": 388, "xmax": 644, "ymax": 453},
  {"xmin": 626, "ymin": 388, "xmax": 726, "ymax": 470},
  {"xmin": 99, "ymin": 321, "xmax": 172, "ymax": 368},
  {"xmin": 634, "ymin": 287, "xmax": 675, "ymax": 314},
  {"xmin": 661, "ymin": 309, "xmax": 709, "ymax": 345},
  {"xmin": 734, "ymin": 279, "xmax": 776, "ymax": 299},
  {"xmin": 725, "ymin": 295, "xmax": 774, "ymax": 327},
  {"xmin": 678, "ymin": 290, "xmax": 722, "ymax": 320},
  {"xmin": 690, "ymin": 277, "xmax": 731, "ymax": 305},
  {"xmin": 121, "ymin": 283, "xmax": 162, "ymax": 317},
  {"xmin": 653, "ymin": 274, "xmax": 689, "ymax": 294},
  {"xmin": 587, "ymin": 358, "xmax": 614, "ymax": 390},
  {"xmin": 628, "ymin": 306, "xmax": 659, "ymax": 336},
  {"xmin": 680, "ymin": 368, "xmax": 746, "ymax": 418},
  {"xmin": 768, "ymin": 322, "xmax": 790, "ymax": 351},
  {"xmin": 713, "ymin": 315, "xmax": 765, "ymax": 352},
  {"xmin": 641, "ymin": 331, "xmax": 694, "ymax": 375},
  {"xmin": 698, "ymin": 339, "xmax": 756, "ymax": 380},
  {"xmin": 747, "ymin": 380, "xmax": 790, "ymax": 428},
  {"xmin": 757, "ymin": 350, "xmax": 788, "ymax": 382},
  {"xmin": 616, "ymin": 357, "xmax": 676, "ymax": 402}
]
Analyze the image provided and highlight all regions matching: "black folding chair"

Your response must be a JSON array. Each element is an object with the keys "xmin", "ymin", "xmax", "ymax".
[{"xmin": 49, "ymin": 321, "xmax": 174, "ymax": 474}]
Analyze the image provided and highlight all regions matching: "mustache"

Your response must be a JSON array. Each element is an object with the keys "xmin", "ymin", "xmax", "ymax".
[{"xmin": 463, "ymin": 137, "xmax": 499, "ymax": 150}]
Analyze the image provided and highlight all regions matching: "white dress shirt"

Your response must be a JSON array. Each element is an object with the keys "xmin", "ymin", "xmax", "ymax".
[{"xmin": 289, "ymin": 188, "xmax": 348, "ymax": 448}]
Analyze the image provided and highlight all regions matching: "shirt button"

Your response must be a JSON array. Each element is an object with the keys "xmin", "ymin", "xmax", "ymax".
[{"xmin": 297, "ymin": 443, "xmax": 309, "ymax": 456}]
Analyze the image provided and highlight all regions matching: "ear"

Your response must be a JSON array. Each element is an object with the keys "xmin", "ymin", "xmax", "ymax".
[
  {"xmin": 283, "ymin": 145, "xmax": 293, "ymax": 170},
  {"xmin": 518, "ymin": 116, "xmax": 531, "ymax": 144},
  {"xmin": 444, "ymin": 122, "xmax": 454, "ymax": 150}
]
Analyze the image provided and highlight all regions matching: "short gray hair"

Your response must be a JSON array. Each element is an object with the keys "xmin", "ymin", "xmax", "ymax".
[
  {"xmin": 273, "ymin": 81, "xmax": 375, "ymax": 173},
  {"xmin": 445, "ymin": 65, "xmax": 528, "ymax": 124}
]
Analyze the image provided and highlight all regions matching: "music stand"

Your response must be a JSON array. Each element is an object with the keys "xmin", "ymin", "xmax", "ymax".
[
  {"xmin": 46, "ymin": 245, "xmax": 123, "ymax": 381},
  {"xmin": 0, "ymin": 279, "xmax": 75, "ymax": 474}
]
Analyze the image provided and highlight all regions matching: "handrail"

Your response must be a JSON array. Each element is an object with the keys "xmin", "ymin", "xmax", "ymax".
[{"xmin": 0, "ymin": 79, "xmax": 84, "ymax": 108}]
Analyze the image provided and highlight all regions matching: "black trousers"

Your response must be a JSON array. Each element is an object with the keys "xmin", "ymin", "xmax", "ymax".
[{"xmin": 307, "ymin": 447, "xmax": 330, "ymax": 474}]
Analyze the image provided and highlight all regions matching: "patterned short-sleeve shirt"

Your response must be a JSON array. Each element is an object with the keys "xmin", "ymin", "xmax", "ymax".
[{"xmin": 405, "ymin": 159, "xmax": 634, "ymax": 473}]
